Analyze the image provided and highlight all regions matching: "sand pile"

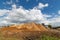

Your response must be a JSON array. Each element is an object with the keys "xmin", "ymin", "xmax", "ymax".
[{"xmin": 1, "ymin": 22, "xmax": 48, "ymax": 32}]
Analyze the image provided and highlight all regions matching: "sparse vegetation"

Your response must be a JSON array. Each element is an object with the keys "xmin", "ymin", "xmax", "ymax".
[
  {"xmin": 48, "ymin": 24, "xmax": 52, "ymax": 28},
  {"xmin": 35, "ymin": 35, "xmax": 60, "ymax": 40}
]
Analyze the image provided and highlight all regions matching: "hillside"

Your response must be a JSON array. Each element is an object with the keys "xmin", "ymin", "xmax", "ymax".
[
  {"xmin": 1, "ymin": 22, "xmax": 48, "ymax": 32},
  {"xmin": 0, "ymin": 22, "xmax": 60, "ymax": 40}
]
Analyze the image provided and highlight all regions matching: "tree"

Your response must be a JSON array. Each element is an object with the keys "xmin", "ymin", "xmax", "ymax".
[
  {"xmin": 42, "ymin": 23, "xmax": 45, "ymax": 26},
  {"xmin": 48, "ymin": 25, "xmax": 52, "ymax": 28}
]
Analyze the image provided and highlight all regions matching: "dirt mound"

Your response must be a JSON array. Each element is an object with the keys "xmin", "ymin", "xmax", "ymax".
[
  {"xmin": 10, "ymin": 22, "xmax": 48, "ymax": 31},
  {"xmin": 0, "ymin": 22, "xmax": 48, "ymax": 40},
  {"xmin": 1, "ymin": 22, "xmax": 48, "ymax": 31}
]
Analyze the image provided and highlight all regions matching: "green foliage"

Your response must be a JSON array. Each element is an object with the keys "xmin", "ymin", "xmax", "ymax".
[
  {"xmin": 48, "ymin": 25, "xmax": 52, "ymax": 28},
  {"xmin": 35, "ymin": 35, "xmax": 60, "ymax": 40}
]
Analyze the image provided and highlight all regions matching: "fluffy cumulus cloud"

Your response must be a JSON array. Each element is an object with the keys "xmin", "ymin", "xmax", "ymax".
[
  {"xmin": 0, "ymin": 9, "xmax": 9, "ymax": 16},
  {"xmin": 0, "ymin": 3, "xmax": 60, "ymax": 26},
  {"xmin": 1, "ymin": 2, "xmax": 60, "ymax": 27},
  {"xmin": 33, "ymin": 3, "xmax": 48, "ymax": 10},
  {"xmin": 3, "ymin": 0, "xmax": 60, "ymax": 27},
  {"xmin": 0, "ymin": 3, "xmax": 51, "ymax": 26},
  {"xmin": 37, "ymin": 3, "xmax": 48, "ymax": 9}
]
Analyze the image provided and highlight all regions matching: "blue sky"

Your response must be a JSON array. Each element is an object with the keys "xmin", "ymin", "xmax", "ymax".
[
  {"xmin": 0, "ymin": 0, "xmax": 60, "ymax": 14},
  {"xmin": 0, "ymin": 0, "xmax": 60, "ymax": 27}
]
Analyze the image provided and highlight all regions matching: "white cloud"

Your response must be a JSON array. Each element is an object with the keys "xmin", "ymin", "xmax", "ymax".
[
  {"xmin": 37, "ymin": 3, "xmax": 48, "ymax": 9},
  {"xmin": 49, "ymin": 16, "xmax": 60, "ymax": 23},
  {"xmin": 5, "ymin": 5, "xmax": 45, "ymax": 24},
  {"xmin": 58, "ymin": 10, "xmax": 60, "ymax": 14},
  {"xmin": 0, "ymin": 3, "xmax": 49, "ymax": 25},
  {"xmin": 2, "ymin": 2, "xmax": 60, "ymax": 27},
  {"xmin": 0, "ymin": 9, "xmax": 9, "ymax": 16},
  {"xmin": 43, "ymin": 14, "xmax": 52, "ymax": 18},
  {"xmin": 12, "ymin": 4, "xmax": 17, "ymax": 9},
  {"xmin": 0, "ymin": 3, "xmax": 54, "ymax": 26},
  {"xmin": 43, "ymin": 15, "xmax": 60, "ymax": 27}
]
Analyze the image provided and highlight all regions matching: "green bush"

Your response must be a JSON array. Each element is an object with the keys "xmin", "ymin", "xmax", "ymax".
[
  {"xmin": 48, "ymin": 25, "xmax": 52, "ymax": 28},
  {"xmin": 35, "ymin": 35, "xmax": 60, "ymax": 40}
]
